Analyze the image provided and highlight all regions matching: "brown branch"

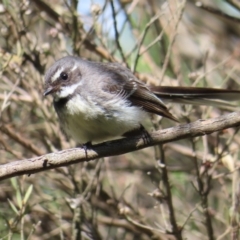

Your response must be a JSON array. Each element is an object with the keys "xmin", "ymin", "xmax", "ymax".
[{"xmin": 1, "ymin": 111, "xmax": 240, "ymax": 181}]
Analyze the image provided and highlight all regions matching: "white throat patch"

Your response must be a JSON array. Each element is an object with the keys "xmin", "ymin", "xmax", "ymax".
[{"xmin": 57, "ymin": 81, "xmax": 82, "ymax": 99}]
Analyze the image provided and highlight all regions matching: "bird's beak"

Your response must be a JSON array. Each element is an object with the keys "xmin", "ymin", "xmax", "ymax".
[{"xmin": 43, "ymin": 86, "xmax": 54, "ymax": 96}]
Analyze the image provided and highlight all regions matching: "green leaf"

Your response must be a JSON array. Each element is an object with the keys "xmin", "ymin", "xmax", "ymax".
[
  {"xmin": 7, "ymin": 199, "xmax": 18, "ymax": 214},
  {"xmin": 16, "ymin": 188, "xmax": 22, "ymax": 209},
  {"xmin": 10, "ymin": 177, "xmax": 18, "ymax": 191},
  {"xmin": 23, "ymin": 185, "xmax": 33, "ymax": 205}
]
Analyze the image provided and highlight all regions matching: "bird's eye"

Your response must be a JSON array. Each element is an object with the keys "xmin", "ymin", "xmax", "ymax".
[{"xmin": 60, "ymin": 72, "xmax": 68, "ymax": 80}]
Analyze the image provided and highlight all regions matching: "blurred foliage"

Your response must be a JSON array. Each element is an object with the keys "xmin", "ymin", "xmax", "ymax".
[{"xmin": 1, "ymin": 0, "xmax": 240, "ymax": 239}]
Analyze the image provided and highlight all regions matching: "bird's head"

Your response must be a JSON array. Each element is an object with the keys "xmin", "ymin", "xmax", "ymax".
[{"xmin": 44, "ymin": 56, "xmax": 85, "ymax": 101}]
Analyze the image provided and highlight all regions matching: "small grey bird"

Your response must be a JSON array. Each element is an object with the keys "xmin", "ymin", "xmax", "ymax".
[{"xmin": 44, "ymin": 56, "xmax": 240, "ymax": 145}]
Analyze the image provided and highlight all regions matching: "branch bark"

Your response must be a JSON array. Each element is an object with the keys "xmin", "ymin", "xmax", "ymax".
[{"xmin": 1, "ymin": 111, "xmax": 240, "ymax": 181}]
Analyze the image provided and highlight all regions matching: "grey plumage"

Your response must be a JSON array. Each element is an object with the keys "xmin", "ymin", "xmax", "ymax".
[{"xmin": 44, "ymin": 56, "xmax": 240, "ymax": 144}]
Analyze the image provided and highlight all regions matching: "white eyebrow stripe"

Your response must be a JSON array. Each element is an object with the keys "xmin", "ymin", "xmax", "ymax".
[
  {"xmin": 51, "ymin": 67, "xmax": 64, "ymax": 82},
  {"xmin": 71, "ymin": 64, "xmax": 78, "ymax": 72}
]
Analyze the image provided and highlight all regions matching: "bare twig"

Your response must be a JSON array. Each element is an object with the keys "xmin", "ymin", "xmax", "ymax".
[
  {"xmin": 159, "ymin": 0, "xmax": 186, "ymax": 83},
  {"xmin": 191, "ymin": 138, "xmax": 215, "ymax": 240},
  {"xmin": 157, "ymin": 145, "xmax": 183, "ymax": 239},
  {"xmin": 0, "ymin": 125, "xmax": 44, "ymax": 156},
  {"xmin": 109, "ymin": 0, "xmax": 127, "ymax": 64},
  {"xmin": 132, "ymin": 13, "xmax": 164, "ymax": 73}
]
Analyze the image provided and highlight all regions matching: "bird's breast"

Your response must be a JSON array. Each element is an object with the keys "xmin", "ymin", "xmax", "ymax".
[{"xmin": 54, "ymin": 94, "xmax": 147, "ymax": 143}]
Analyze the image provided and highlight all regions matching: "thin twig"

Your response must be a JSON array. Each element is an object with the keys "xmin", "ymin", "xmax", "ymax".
[
  {"xmin": 157, "ymin": 145, "xmax": 183, "ymax": 239},
  {"xmin": 132, "ymin": 13, "xmax": 164, "ymax": 73},
  {"xmin": 159, "ymin": 0, "xmax": 186, "ymax": 83},
  {"xmin": 109, "ymin": 0, "xmax": 127, "ymax": 64}
]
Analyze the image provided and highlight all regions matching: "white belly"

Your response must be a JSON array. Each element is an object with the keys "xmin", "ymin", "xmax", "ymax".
[{"xmin": 58, "ymin": 95, "xmax": 147, "ymax": 144}]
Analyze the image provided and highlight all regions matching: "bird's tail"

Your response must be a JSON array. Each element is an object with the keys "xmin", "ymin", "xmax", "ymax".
[{"xmin": 150, "ymin": 86, "xmax": 240, "ymax": 107}]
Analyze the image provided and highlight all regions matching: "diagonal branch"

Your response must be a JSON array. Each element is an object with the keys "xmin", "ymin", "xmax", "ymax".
[{"xmin": 1, "ymin": 111, "xmax": 240, "ymax": 181}]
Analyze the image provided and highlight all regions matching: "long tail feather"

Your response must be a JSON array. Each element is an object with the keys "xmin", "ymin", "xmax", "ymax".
[{"xmin": 150, "ymin": 86, "xmax": 240, "ymax": 106}]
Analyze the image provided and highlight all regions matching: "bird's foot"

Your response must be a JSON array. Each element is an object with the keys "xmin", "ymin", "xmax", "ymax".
[
  {"xmin": 123, "ymin": 125, "xmax": 152, "ymax": 144},
  {"xmin": 77, "ymin": 142, "xmax": 92, "ymax": 158}
]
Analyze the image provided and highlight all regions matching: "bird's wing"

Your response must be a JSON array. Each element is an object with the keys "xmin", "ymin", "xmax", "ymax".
[{"xmin": 101, "ymin": 65, "xmax": 178, "ymax": 121}]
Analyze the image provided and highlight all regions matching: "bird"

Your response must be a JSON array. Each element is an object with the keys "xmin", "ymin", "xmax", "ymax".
[{"xmin": 44, "ymin": 56, "xmax": 240, "ymax": 145}]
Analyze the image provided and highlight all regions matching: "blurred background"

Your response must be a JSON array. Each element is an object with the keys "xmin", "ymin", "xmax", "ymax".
[{"xmin": 1, "ymin": 0, "xmax": 240, "ymax": 239}]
